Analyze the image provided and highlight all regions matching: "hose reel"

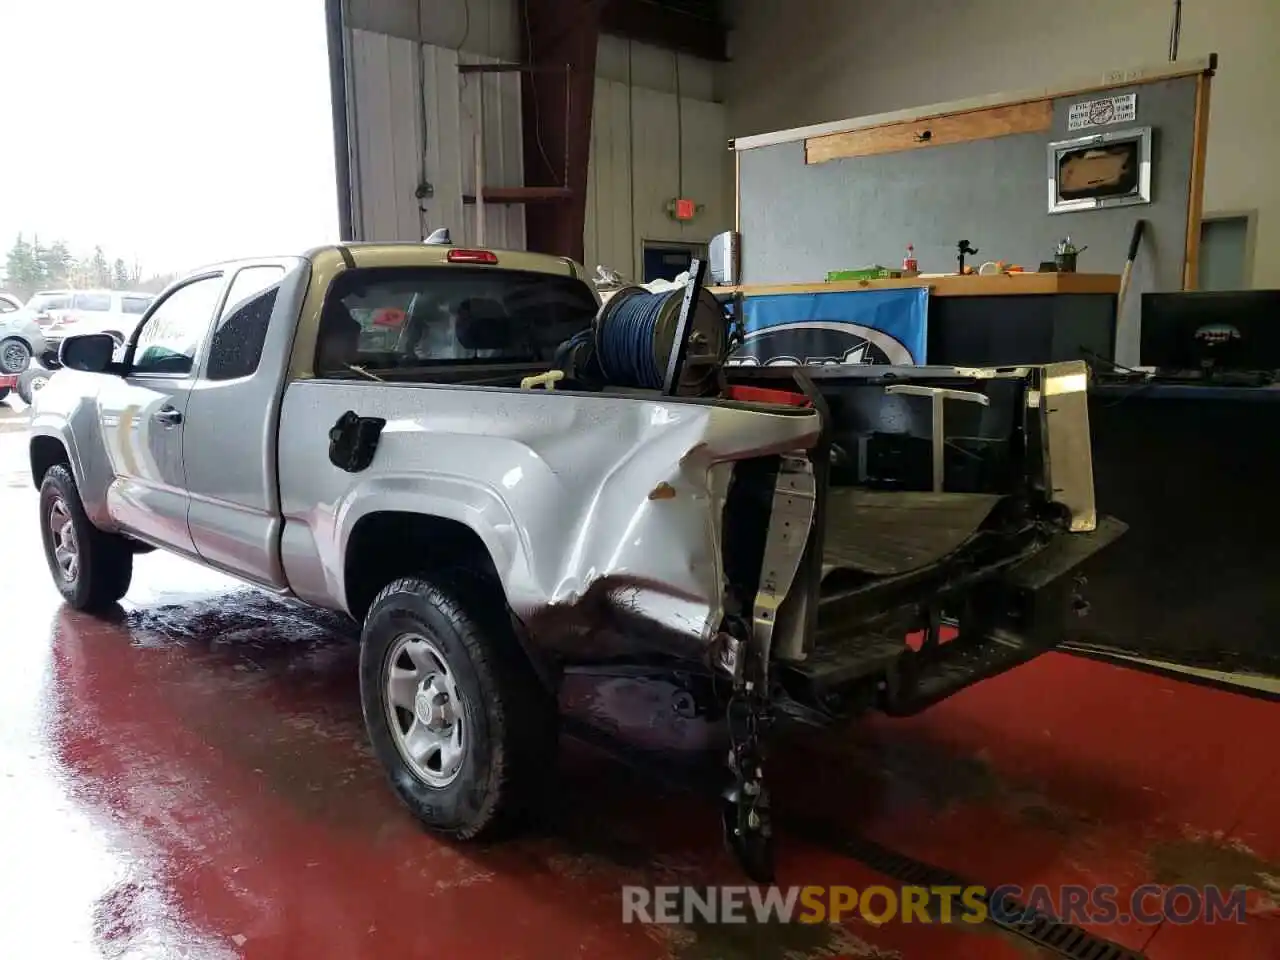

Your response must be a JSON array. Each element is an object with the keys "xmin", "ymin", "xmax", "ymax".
[{"xmin": 554, "ymin": 259, "xmax": 724, "ymax": 396}]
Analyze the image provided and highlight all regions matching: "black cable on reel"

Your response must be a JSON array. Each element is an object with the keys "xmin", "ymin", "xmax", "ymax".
[{"xmin": 596, "ymin": 288, "xmax": 680, "ymax": 390}]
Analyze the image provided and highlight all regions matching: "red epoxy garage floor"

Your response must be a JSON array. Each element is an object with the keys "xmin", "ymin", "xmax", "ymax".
[{"xmin": 1, "ymin": 418, "xmax": 1277, "ymax": 959}]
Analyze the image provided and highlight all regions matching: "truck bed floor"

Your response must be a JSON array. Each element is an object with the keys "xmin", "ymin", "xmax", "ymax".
[{"xmin": 822, "ymin": 489, "xmax": 1003, "ymax": 577}]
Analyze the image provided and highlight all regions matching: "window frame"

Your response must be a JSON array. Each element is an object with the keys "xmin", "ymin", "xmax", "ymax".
[
  {"xmin": 125, "ymin": 272, "xmax": 226, "ymax": 380},
  {"xmin": 205, "ymin": 265, "xmax": 286, "ymax": 382}
]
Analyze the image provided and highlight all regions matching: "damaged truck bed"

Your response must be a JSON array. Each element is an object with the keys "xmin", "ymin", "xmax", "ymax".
[{"xmin": 31, "ymin": 243, "xmax": 1123, "ymax": 880}]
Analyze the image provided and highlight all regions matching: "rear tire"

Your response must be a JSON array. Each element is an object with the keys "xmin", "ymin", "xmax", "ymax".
[
  {"xmin": 38, "ymin": 465, "xmax": 133, "ymax": 611},
  {"xmin": 360, "ymin": 574, "xmax": 557, "ymax": 840},
  {"xmin": 0, "ymin": 387, "xmax": 9, "ymax": 403}
]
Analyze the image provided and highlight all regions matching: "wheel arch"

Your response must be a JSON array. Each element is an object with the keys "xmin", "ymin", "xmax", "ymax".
[
  {"xmin": 341, "ymin": 508, "xmax": 557, "ymax": 693},
  {"xmin": 343, "ymin": 511, "xmax": 503, "ymax": 620},
  {"xmin": 30, "ymin": 432, "xmax": 72, "ymax": 489}
]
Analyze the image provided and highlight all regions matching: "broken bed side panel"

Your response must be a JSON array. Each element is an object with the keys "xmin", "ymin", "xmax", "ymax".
[{"xmin": 275, "ymin": 379, "xmax": 820, "ymax": 664}]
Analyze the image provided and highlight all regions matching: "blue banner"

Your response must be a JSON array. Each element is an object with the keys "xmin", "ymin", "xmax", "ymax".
[{"xmin": 728, "ymin": 287, "xmax": 929, "ymax": 367}]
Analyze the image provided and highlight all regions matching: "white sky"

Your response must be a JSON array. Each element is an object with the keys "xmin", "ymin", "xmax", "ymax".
[{"xmin": 0, "ymin": 0, "xmax": 338, "ymax": 277}]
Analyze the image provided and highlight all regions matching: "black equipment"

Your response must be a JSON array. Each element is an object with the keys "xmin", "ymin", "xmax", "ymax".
[{"xmin": 1140, "ymin": 290, "xmax": 1280, "ymax": 379}]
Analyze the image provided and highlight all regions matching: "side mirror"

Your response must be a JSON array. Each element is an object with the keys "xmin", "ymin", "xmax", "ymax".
[{"xmin": 60, "ymin": 333, "xmax": 117, "ymax": 373}]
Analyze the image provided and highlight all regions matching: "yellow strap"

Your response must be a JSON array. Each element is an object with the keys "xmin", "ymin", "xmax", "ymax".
[{"xmin": 520, "ymin": 370, "xmax": 565, "ymax": 391}]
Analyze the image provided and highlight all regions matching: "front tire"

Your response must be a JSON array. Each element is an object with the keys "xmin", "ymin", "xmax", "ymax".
[
  {"xmin": 360, "ymin": 575, "xmax": 557, "ymax": 840},
  {"xmin": 39, "ymin": 465, "xmax": 133, "ymax": 611},
  {"xmin": 17, "ymin": 365, "xmax": 50, "ymax": 405}
]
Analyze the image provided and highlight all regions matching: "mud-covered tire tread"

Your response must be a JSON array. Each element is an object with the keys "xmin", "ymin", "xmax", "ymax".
[
  {"xmin": 38, "ymin": 464, "xmax": 133, "ymax": 611},
  {"xmin": 360, "ymin": 573, "xmax": 557, "ymax": 841}
]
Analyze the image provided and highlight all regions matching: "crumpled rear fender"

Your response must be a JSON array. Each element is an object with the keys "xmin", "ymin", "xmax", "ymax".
[{"xmin": 280, "ymin": 380, "xmax": 819, "ymax": 663}]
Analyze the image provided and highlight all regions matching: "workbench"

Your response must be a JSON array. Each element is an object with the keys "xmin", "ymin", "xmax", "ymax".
[{"xmin": 714, "ymin": 273, "xmax": 1121, "ymax": 367}]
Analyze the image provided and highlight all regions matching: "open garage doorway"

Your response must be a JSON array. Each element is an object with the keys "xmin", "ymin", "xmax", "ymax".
[{"xmin": 0, "ymin": 0, "xmax": 338, "ymax": 298}]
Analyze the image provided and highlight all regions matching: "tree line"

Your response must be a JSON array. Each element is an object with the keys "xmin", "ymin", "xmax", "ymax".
[{"xmin": 3, "ymin": 234, "xmax": 176, "ymax": 301}]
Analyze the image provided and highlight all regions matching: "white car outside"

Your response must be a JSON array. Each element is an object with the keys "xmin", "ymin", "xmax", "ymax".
[{"xmin": 43, "ymin": 289, "xmax": 155, "ymax": 358}]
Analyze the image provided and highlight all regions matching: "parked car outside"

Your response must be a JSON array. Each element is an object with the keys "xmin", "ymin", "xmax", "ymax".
[
  {"xmin": 0, "ymin": 301, "xmax": 51, "ymax": 375},
  {"xmin": 0, "ymin": 289, "xmax": 77, "ymax": 373},
  {"xmin": 42, "ymin": 289, "xmax": 155, "ymax": 363},
  {"xmin": 0, "ymin": 292, "xmax": 22, "ymax": 314}
]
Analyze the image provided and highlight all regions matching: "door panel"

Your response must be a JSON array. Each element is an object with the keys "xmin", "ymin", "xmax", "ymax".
[
  {"xmin": 99, "ymin": 376, "xmax": 196, "ymax": 551},
  {"xmin": 182, "ymin": 264, "xmax": 292, "ymax": 586},
  {"xmin": 99, "ymin": 274, "xmax": 226, "ymax": 553}
]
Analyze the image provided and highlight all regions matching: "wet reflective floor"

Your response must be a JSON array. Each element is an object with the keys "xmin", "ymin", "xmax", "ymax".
[{"xmin": 1, "ymin": 414, "xmax": 1278, "ymax": 959}]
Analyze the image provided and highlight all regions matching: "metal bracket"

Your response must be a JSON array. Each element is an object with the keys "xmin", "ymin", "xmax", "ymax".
[
  {"xmin": 751, "ymin": 455, "xmax": 816, "ymax": 676},
  {"xmin": 662, "ymin": 257, "xmax": 708, "ymax": 396},
  {"xmin": 884, "ymin": 384, "xmax": 990, "ymax": 492}
]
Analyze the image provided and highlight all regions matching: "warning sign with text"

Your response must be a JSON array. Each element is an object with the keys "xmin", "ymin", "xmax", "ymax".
[{"xmin": 1067, "ymin": 93, "xmax": 1137, "ymax": 131}]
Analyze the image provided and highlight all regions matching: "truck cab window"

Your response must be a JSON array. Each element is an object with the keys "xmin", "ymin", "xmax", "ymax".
[
  {"xmin": 207, "ymin": 266, "xmax": 285, "ymax": 380},
  {"xmin": 132, "ymin": 274, "xmax": 224, "ymax": 376},
  {"xmin": 314, "ymin": 266, "xmax": 598, "ymax": 378}
]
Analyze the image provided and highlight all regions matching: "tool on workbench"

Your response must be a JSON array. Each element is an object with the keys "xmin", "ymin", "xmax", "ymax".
[
  {"xmin": 956, "ymin": 240, "xmax": 978, "ymax": 275},
  {"xmin": 1055, "ymin": 237, "xmax": 1087, "ymax": 273},
  {"xmin": 1115, "ymin": 219, "xmax": 1147, "ymax": 318}
]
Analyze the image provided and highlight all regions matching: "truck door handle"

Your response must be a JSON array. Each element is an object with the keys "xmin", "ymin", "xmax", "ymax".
[{"xmin": 152, "ymin": 406, "xmax": 183, "ymax": 426}]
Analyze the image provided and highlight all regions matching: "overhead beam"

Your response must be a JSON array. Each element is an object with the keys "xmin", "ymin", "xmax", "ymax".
[
  {"xmin": 520, "ymin": 0, "xmax": 602, "ymax": 261},
  {"xmin": 601, "ymin": 0, "xmax": 727, "ymax": 62}
]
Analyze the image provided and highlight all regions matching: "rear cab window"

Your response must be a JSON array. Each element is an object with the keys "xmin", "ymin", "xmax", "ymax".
[
  {"xmin": 121, "ymin": 296, "xmax": 153, "ymax": 314},
  {"xmin": 72, "ymin": 293, "xmax": 112, "ymax": 311},
  {"xmin": 206, "ymin": 265, "xmax": 286, "ymax": 380},
  {"xmin": 314, "ymin": 266, "xmax": 598, "ymax": 379},
  {"xmin": 31, "ymin": 294, "xmax": 71, "ymax": 313}
]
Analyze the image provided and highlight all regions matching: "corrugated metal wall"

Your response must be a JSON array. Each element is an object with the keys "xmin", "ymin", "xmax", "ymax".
[
  {"xmin": 584, "ymin": 47, "xmax": 730, "ymax": 280},
  {"xmin": 346, "ymin": 28, "xmax": 526, "ymax": 248},
  {"xmin": 344, "ymin": 21, "xmax": 728, "ymax": 269}
]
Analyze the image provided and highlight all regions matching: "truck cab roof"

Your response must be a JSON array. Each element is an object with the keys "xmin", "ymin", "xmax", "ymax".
[{"xmin": 309, "ymin": 242, "xmax": 586, "ymax": 280}]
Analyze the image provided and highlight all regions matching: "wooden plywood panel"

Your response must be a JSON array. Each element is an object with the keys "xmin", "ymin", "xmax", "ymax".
[{"xmin": 805, "ymin": 99, "xmax": 1053, "ymax": 164}]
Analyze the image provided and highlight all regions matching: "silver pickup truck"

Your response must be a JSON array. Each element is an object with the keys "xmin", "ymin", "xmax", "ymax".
[{"xmin": 30, "ymin": 241, "xmax": 1123, "ymax": 878}]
